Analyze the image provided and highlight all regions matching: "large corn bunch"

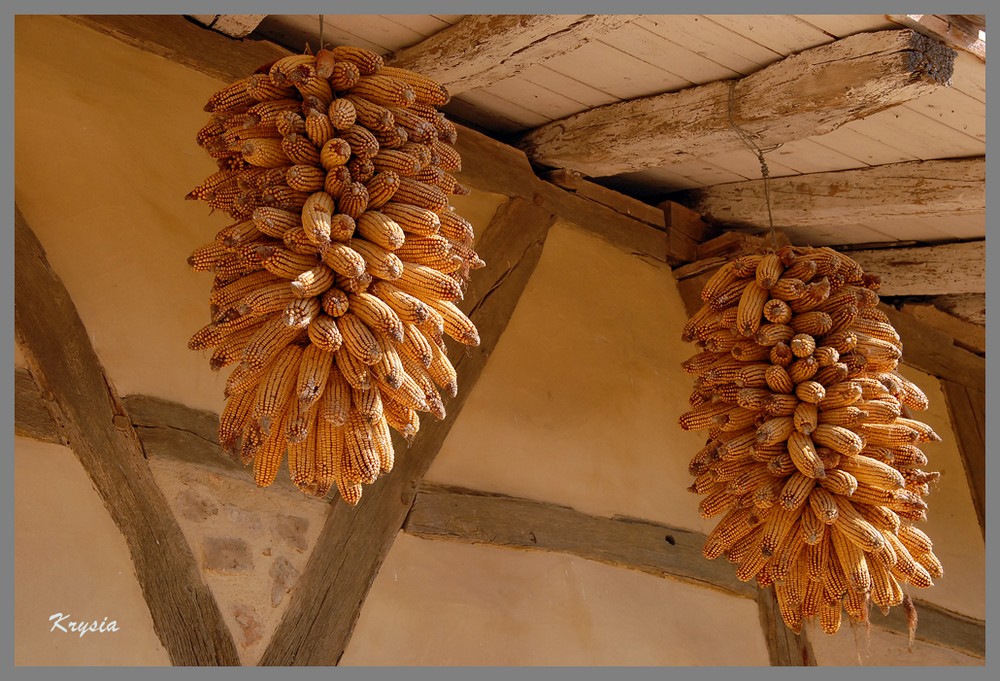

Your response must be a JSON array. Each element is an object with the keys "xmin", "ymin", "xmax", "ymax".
[
  {"xmin": 186, "ymin": 47, "xmax": 484, "ymax": 504},
  {"xmin": 679, "ymin": 245, "xmax": 943, "ymax": 635}
]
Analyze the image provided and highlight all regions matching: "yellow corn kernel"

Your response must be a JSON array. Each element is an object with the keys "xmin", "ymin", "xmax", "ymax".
[
  {"xmin": 793, "ymin": 401, "xmax": 819, "ymax": 435},
  {"xmin": 251, "ymin": 344, "xmax": 304, "ymax": 435},
  {"xmin": 779, "ymin": 471, "xmax": 816, "ymax": 511},
  {"xmin": 318, "ymin": 363, "xmax": 352, "ymax": 427},
  {"xmin": 320, "ymin": 241, "xmax": 367, "ymax": 279},
  {"xmin": 818, "ymin": 469, "xmax": 859, "ymax": 498},
  {"xmin": 350, "ymin": 238, "xmax": 404, "ymax": 280},
  {"xmin": 817, "ymin": 381, "xmax": 862, "ymax": 410},
  {"xmin": 394, "ymin": 261, "xmax": 463, "ymax": 301},
  {"xmin": 787, "ymin": 432, "xmax": 826, "ymax": 479},
  {"xmin": 253, "ymin": 410, "xmax": 290, "ymax": 487},
  {"xmin": 348, "ymin": 291, "xmax": 405, "ymax": 342}
]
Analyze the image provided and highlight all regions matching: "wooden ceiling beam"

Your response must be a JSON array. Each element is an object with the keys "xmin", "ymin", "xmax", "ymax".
[
  {"xmin": 187, "ymin": 14, "xmax": 269, "ymax": 39},
  {"xmin": 679, "ymin": 158, "xmax": 984, "ymax": 232},
  {"xmin": 886, "ymin": 14, "xmax": 986, "ymax": 60},
  {"xmin": 387, "ymin": 14, "xmax": 639, "ymax": 94},
  {"xmin": 844, "ymin": 240, "xmax": 984, "ymax": 297},
  {"xmin": 518, "ymin": 30, "xmax": 956, "ymax": 178}
]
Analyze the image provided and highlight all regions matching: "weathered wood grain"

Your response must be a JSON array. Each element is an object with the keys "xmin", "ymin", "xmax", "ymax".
[
  {"xmin": 756, "ymin": 588, "xmax": 816, "ymax": 666},
  {"xmin": 940, "ymin": 380, "xmax": 985, "ymax": 539},
  {"xmin": 900, "ymin": 303, "xmax": 985, "ymax": 356},
  {"xmin": 881, "ymin": 303, "xmax": 985, "ymax": 392},
  {"xmin": 544, "ymin": 168, "xmax": 667, "ymax": 229},
  {"xmin": 14, "ymin": 367, "xmax": 60, "ymax": 444},
  {"xmin": 404, "ymin": 483, "xmax": 758, "ymax": 599},
  {"xmin": 845, "ymin": 241, "xmax": 984, "ymax": 296},
  {"xmin": 519, "ymin": 30, "xmax": 955, "ymax": 177},
  {"xmin": 388, "ymin": 15, "xmax": 639, "ymax": 93},
  {"xmin": 187, "ymin": 14, "xmax": 268, "ymax": 39},
  {"xmin": 887, "ymin": 14, "xmax": 986, "ymax": 59},
  {"xmin": 258, "ymin": 198, "xmax": 557, "ymax": 665},
  {"xmin": 681, "ymin": 158, "xmax": 985, "ymax": 231},
  {"xmin": 14, "ymin": 207, "xmax": 241, "ymax": 666}
]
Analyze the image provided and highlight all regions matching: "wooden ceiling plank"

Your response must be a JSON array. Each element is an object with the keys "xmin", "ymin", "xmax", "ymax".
[
  {"xmin": 904, "ymin": 88, "xmax": 986, "ymax": 142},
  {"xmin": 542, "ymin": 38, "xmax": 692, "ymax": 100},
  {"xmin": 640, "ymin": 15, "xmax": 781, "ymax": 74},
  {"xmin": 682, "ymin": 158, "xmax": 984, "ymax": 232},
  {"xmin": 387, "ymin": 14, "xmax": 638, "ymax": 93},
  {"xmin": 764, "ymin": 138, "xmax": 872, "ymax": 175},
  {"xmin": 323, "ymin": 14, "xmax": 432, "ymax": 52},
  {"xmin": 480, "ymin": 75, "xmax": 593, "ymax": 122},
  {"xmin": 949, "ymin": 50, "xmax": 986, "ymax": 102},
  {"xmin": 14, "ymin": 207, "xmax": 241, "ymax": 666},
  {"xmin": 703, "ymin": 14, "xmax": 836, "ymax": 54},
  {"xmin": 453, "ymin": 88, "xmax": 552, "ymax": 130},
  {"xmin": 518, "ymin": 30, "xmax": 956, "ymax": 178},
  {"xmin": 845, "ymin": 106, "xmax": 985, "ymax": 161},
  {"xmin": 845, "ymin": 241, "xmax": 985, "ymax": 297},
  {"xmin": 607, "ymin": 20, "xmax": 735, "ymax": 85},
  {"xmin": 792, "ymin": 14, "xmax": 896, "ymax": 37},
  {"xmin": 516, "ymin": 64, "xmax": 621, "ymax": 109},
  {"xmin": 807, "ymin": 126, "xmax": 919, "ymax": 167}
]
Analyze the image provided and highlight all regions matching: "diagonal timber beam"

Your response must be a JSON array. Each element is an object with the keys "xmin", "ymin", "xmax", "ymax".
[
  {"xmin": 680, "ymin": 158, "xmax": 984, "ymax": 232},
  {"xmin": 259, "ymin": 198, "xmax": 558, "ymax": 665},
  {"xmin": 518, "ymin": 30, "xmax": 956, "ymax": 178},
  {"xmin": 14, "ymin": 207, "xmax": 241, "ymax": 666},
  {"xmin": 387, "ymin": 14, "xmax": 639, "ymax": 94}
]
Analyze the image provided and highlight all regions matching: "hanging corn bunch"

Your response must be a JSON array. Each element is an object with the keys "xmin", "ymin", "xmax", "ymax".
[
  {"xmin": 186, "ymin": 46, "xmax": 484, "ymax": 505},
  {"xmin": 679, "ymin": 245, "xmax": 943, "ymax": 635}
]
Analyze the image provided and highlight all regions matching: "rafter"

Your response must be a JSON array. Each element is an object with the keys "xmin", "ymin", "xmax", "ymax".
[
  {"xmin": 844, "ymin": 240, "xmax": 984, "ymax": 297},
  {"xmin": 518, "ymin": 30, "xmax": 956, "ymax": 178},
  {"xmin": 680, "ymin": 158, "xmax": 984, "ymax": 232}
]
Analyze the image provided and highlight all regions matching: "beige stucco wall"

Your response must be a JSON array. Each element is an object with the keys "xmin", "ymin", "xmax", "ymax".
[
  {"xmin": 343, "ymin": 533, "xmax": 770, "ymax": 666},
  {"xmin": 428, "ymin": 222, "xmax": 716, "ymax": 536},
  {"xmin": 14, "ymin": 437, "xmax": 170, "ymax": 666}
]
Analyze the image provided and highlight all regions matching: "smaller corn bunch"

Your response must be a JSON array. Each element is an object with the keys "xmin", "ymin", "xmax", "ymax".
[
  {"xmin": 679, "ymin": 245, "xmax": 943, "ymax": 635},
  {"xmin": 186, "ymin": 47, "xmax": 483, "ymax": 505}
]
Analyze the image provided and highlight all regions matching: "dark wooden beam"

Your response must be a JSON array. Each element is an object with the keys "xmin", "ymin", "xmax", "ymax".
[
  {"xmin": 844, "ymin": 241, "xmax": 984, "ymax": 297},
  {"xmin": 187, "ymin": 14, "xmax": 268, "ymax": 39},
  {"xmin": 404, "ymin": 482, "xmax": 757, "ymax": 599},
  {"xmin": 259, "ymin": 197, "xmax": 557, "ymax": 665},
  {"xmin": 14, "ymin": 206, "xmax": 241, "ymax": 666},
  {"xmin": 387, "ymin": 15, "xmax": 639, "ymax": 94},
  {"xmin": 681, "ymin": 158, "xmax": 985, "ymax": 232},
  {"xmin": 940, "ymin": 380, "xmax": 986, "ymax": 538},
  {"xmin": 757, "ymin": 589, "xmax": 816, "ymax": 666},
  {"xmin": 402, "ymin": 483, "xmax": 984, "ymax": 659},
  {"xmin": 899, "ymin": 303, "xmax": 985, "ymax": 356},
  {"xmin": 66, "ymin": 14, "xmax": 288, "ymax": 84},
  {"xmin": 518, "ymin": 30, "xmax": 955, "ymax": 178}
]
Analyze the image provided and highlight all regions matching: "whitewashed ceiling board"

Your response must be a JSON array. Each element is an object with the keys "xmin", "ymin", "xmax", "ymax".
[
  {"xmin": 380, "ymin": 14, "xmax": 460, "ymax": 38},
  {"xmin": 694, "ymin": 148, "xmax": 801, "ymax": 182},
  {"xmin": 808, "ymin": 126, "xmax": 921, "ymax": 166},
  {"xmin": 443, "ymin": 97, "xmax": 526, "ymax": 135},
  {"xmin": 792, "ymin": 14, "xmax": 896, "ymax": 37},
  {"xmin": 605, "ymin": 21, "xmax": 724, "ymax": 86},
  {"xmin": 908, "ymin": 89, "xmax": 986, "ymax": 141},
  {"xmin": 661, "ymin": 158, "xmax": 745, "ymax": 187},
  {"xmin": 848, "ymin": 106, "xmax": 986, "ymax": 160},
  {"xmin": 319, "ymin": 14, "xmax": 433, "ymax": 51},
  {"xmin": 516, "ymin": 64, "xmax": 621, "ymax": 109},
  {"xmin": 768, "ymin": 138, "xmax": 873, "ymax": 175},
  {"xmin": 950, "ymin": 51, "xmax": 986, "ymax": 101},
  {"xmin": 541, "ymin": 40, "xmax": 690, "ymax": 101},
  {"xmin": 649, "ymin": 15, "xmax": 785, "ymax": 72},
  {"xmin": 453, "ymin": 89, "xmax": 550, "ymax": 130},
  {"xmin": 632, "ymin": 16, "xmax": 743, "ymax": 82},
  {"xmin": 781, "ymin": 222, "xmax": 899, "ymax": 247},
  {"xmin": 256, "ymin": 15, "xmax": 383, "ymax": 54},
  {"xmin": 863, "ymin": 214, "xmax": 985, "ymax": 243},
  {"xmin": 481, "ymin": 76, "xmax": 593, "ymax": 122},
  {"xmin": 703, "ymin": 15, "xmax": 836, "ymax": 54}
]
